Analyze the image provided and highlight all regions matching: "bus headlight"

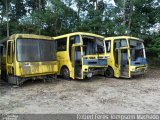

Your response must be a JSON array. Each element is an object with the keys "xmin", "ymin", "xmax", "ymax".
[{"xmin": 131, "ymin": 67, "xmax": 135, "ymax": 71}]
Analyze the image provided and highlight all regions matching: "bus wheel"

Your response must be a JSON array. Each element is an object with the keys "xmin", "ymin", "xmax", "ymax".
[
  {"xmin": 61, "ymin": 67, "xmax": 70, "ymax": 79},
  {"xmin": 104, "ymin": 67, "xmax": 114, "ymax": 78}
]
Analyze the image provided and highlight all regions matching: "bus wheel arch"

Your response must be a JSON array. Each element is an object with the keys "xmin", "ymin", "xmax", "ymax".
[
  {"xmin": 60, "ymin": 66, "xmax": 70, "ymax": 79},
  {"xmin": 104, "ymin": 66, "xmax": 114, "ymax": 78}
]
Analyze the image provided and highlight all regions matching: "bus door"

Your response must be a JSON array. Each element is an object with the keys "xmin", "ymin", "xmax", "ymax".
[
  {"xmin": 6, "ymin": 40, "xmax": 14, "ymax": 75},
  {"xmin": 118, "ymin": 48, "xmax": 130, "ymax": 78},
  {"xmin": 71, "ymin": 45, "xmax": 82, "ymax": 79}
]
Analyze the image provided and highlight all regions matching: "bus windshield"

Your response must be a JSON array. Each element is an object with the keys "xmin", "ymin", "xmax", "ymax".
[
  {"xmin": 129, "ymin": 39, "xmax": 145, "ymax": 61},
  {"xmin": 82, "ymin": 36, "xmax": 104, "ymax": 55},
  {"xmin": 17, "ymin": 39, "xmax": 56, "ymax": 62}
]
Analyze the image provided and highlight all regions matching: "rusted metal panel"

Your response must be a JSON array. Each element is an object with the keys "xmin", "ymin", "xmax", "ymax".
[{"xmin": 19, "ymin": 61, "xmax": 57, "ymax": 76}]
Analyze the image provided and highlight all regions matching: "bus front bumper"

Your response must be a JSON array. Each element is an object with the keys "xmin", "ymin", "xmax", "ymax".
[
  {"xmin": 130, "ymin": 66, "xmax": 147, "ymax": 76},
  {"xmin": 83, "ymin": 66, "xmax": 107, "ymax": 78}
]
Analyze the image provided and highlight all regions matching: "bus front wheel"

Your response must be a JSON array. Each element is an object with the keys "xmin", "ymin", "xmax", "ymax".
[
  {"xmin": 61, "ymin": 67, "xmax": 70, "ymax": 79},
  {"xmin": 104, "ymin": 67, "xmax": 114, "ymax": 78}
]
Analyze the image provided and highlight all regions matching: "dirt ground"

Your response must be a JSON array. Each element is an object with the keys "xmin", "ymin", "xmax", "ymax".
[{"xmin": 0, "ymin": 68, "xmax": 160, "ymax": 114}]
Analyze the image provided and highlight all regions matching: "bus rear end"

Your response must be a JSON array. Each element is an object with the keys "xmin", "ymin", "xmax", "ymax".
[{"xmin": 2, "ymin": 34, "xmax": 58, "ymax": 85}]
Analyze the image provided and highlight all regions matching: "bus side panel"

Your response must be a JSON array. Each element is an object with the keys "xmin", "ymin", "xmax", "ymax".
[
  {"xmin": 14, "ymin": 61, "xmax": 58, "ymax": 77},
  {"xmin": 57, "ymin": 51, "xmax": 74, "ymax": 79},
  {"xmin": 105, "ymin": 39, "xmax": 120, "ymax": 78}
]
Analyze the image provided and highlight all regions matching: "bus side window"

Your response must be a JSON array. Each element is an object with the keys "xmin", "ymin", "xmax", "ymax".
[
  {"xmin": 57, "ymin": 37, "xmax": 67, "ymax": 51},
  {"xmin": 105, "ymin": 40, "xmax": 111, "ymax": 52}
]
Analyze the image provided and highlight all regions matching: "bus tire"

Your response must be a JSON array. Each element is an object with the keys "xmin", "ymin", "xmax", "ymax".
[
  {"xmin": 104, "ymin": 67, "xmax": 114, "ymax": 78},
  {"xmin": 61, "ymin": 67, "xmax": 70, "ymax": 79}
]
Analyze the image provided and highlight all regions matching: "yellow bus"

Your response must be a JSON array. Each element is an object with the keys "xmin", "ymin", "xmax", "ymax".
[
  {"xmin": 0, "ymin": 34, "xmax": 58, "ymax": 85},
  {"xmin": 53, "ymin": 32, "xmax": 107, "ymax": 79},
  {"xmin": 104, "ymin": 36, "xmax": 147, "ymax": 78}
]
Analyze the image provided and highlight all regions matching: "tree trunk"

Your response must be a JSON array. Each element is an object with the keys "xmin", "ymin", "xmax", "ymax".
[
  {"xmin": 77, "ymin": 2, "xmax": 80, "ymax": 29},
  {"xmin": 95, "ymin": 0, "xmax": 98, "ymax": 10},
  {"xmin": 123, "ymin": 0, "xmax": 126, "ymax": 26},
  {"xmin": 38, "ymin": 0, "xmax": 41, "ymax": 35},
  {"xmin": 6, "ymin": 0, "xmax": 9, "ymax": 37},
  {"xmin": 128, "ymin": 2, "xmax": 133, "ymax": 35}
]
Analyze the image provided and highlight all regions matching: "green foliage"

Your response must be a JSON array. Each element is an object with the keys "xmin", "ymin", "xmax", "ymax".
[
  {"xmin": 0, "ymin": 0, "xmax": 160, "ymax": 65},
  {"xmin": 146, "ymin": 35, "xmax": 160, "ymax": 65}
]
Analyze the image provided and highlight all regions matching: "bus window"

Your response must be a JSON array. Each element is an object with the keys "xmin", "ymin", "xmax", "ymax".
[
  {"xmin": 114, "ymin": 39, "xmax": 127, "ymax": 48},
  {"xmin": 105, "ymin": 40, "xmax": 111, "ymax": 52},
  {"xmin": 39, "ymin": 40, "xmax": 56, "ymax": 61},
  {"xmin": 82, "ymin": 36, "xmax": 96, "ymax": 55},
  {"xmin": 69, "ymin": 35, "xmax": 80, "ymax": 61},
  {"xmin": 96, "ymin": 39, "xmax": 104, "ymax": 54},
  {"xmin": 113, "ymin": 39, "xmax": 127, "ymax": 65},
  {"xmin": 57, "ymin": 37, "xmax": 67, "ymax": 51},
  {"xmin": 70, "ymin": 35, "xmax": 80, "ymax": 44},
  {"xmin": 17, "ymin": 39, "xmax": 56, "ymax": 62},
  {"xmin": 129, "ymin": 39, "xmax": 145, "ymax": 61},
  {"xmin": 121, "ymin": 39, "xmax": 127, "ymax": 47},
  {"xmin": 74, "ymin": 36, "xmax": 80, "ymax": 43}
]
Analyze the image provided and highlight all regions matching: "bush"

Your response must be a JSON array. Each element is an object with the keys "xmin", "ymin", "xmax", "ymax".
[{"xmin": 146, "ymin": 36, "xmax": 160, "ymax": 66}]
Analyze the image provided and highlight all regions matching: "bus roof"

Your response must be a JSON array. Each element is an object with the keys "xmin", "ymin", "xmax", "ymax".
[
  {"xmin": 53, "ymin": 32, "xmax": 104, "ymax": 39},
  {"xmin": 104, "ymin": 36, "xmax": 143, "ymax": 42},
  {"xmin": 0, "ymin": 34, "xmax": 52, "ymax": 44}
]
